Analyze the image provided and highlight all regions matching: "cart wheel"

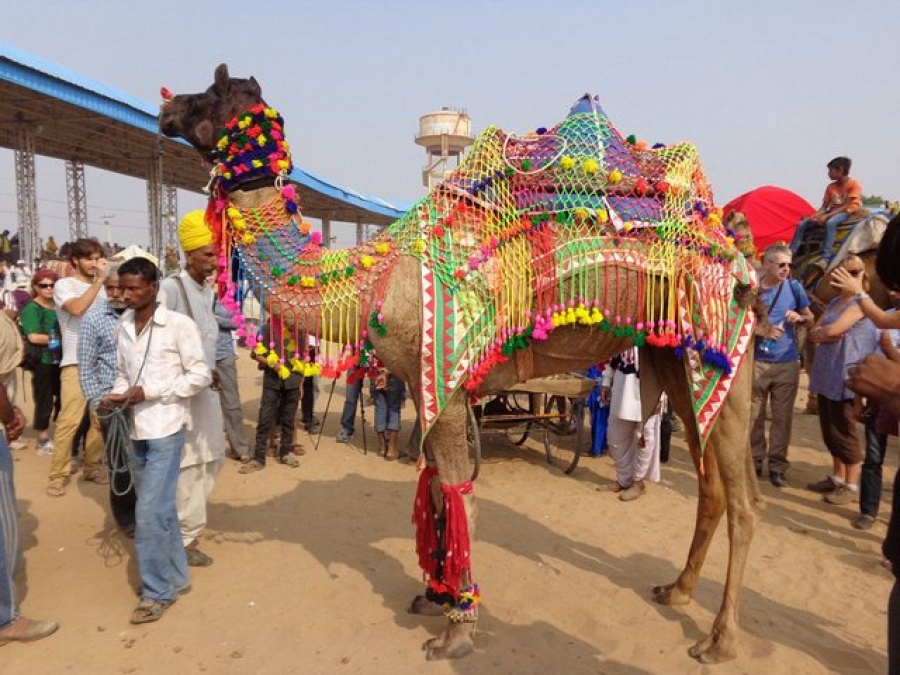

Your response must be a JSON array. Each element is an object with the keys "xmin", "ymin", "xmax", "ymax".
[
  {"xmin": 467, "ymin": 401, "xmax": 481, "ymax": 481},
  {"xmin": 504, "ymin": 392, "xmax": 534, "ymax": 445},
  {"xmin": 543, "ymin": 396, "xmax": 585, "ymax": 474}
]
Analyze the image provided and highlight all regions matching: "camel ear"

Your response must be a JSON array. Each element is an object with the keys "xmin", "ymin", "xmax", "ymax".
[
  {"xmin": 213, "ymin": 64, "xmax": 231, "ymax": 94},
  {"xmin": 248, "ymin": 76, "xmax": 262, "ymax": 98}
]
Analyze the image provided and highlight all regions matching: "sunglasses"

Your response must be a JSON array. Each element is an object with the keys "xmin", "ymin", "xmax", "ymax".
[
  {"xmin": 767, "ymin": 261, "xmax": 791, "ymax": 268},
  {"xmin": 36, "ymin": 282, "xmax": 55, "ymax": 289}
]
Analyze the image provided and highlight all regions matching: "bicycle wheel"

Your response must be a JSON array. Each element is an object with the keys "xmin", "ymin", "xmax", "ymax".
[
  {"xmin": 467, "ymin": 401, "xmax": 482, "ymax": 481},
  {"xmin": 543, "ymin": 396, "xmax": 585, "ymax": 474}
]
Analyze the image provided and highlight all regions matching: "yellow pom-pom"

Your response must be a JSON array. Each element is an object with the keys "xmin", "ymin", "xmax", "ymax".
[
  {"xmin": 551, "ymin": 312, "xmax": 562, "ymax": 328},
  {"xmin": 251, "ymin": 159, "xmax": 263, "ymax": 169},
  {"xmin": 300, "ymin": 276, "xmax": 316, "ymax": 288},
  {"xmin": 708, "ymin": 213, "xmax": 721, "ymax": 226},
  {"xmin": 573, "ymin": 207, "xmax": 589, "ymax": 220},
  {"xmin": 277, "ymin": 365, "xmax": 291, "ymax": 380},
  {"xmin": 217, "ymin": 137, "xmax": 229, "ymax": 151},
  {"xmin": 411, "ymin": 239, "xmax": 426, "ymax": 254},
  {"xmin": 374, "ymin": 242, "xmax": 390, "ymax": 255},
  {"xmin": 286, "ymin": 339, "xmax": 297, "ymax": 352},
  {"xmin": 256, "ymin": 134, "xmax": 268, "ymax": 147},
  {"xmin": 242, "ymin": 233, "xmax": 255, "ymax": 245},
  {"xmin": 559, "ymin": 155, "xmax": 575, "ymax": 171},
  {"xmin": 608, "ymin": 169, "xmax": 622, "ymax": 184},
  {"xmin": 591, "ymin": 308, "xmax": 604, "ymax": 324},
  {"xmin": 266, "ymin": 351, "xmax": 279, "ymax": 368},
  {"xmin": 254, "ymin": 343, "xmax": 268, "ymax": 356},
  {"xmin": 264, "ymin": 107, "xmax": 278, "ymax": 119},
  {"xmin": 291, "ymin": 358, "xmax": 304, "ymax": 373},
  {"xmin": 360, "ymin": 255, "xmax": 374, "ymax": 269},
  {"xmin": 277, "ymin": 160, "xmax": 290, "ymax": 171},
  {"xmin": 623, "ymin": 222, "xmax": 633, "ymax": 232},
  {"xmin": 238, "ymin": 118, "xmax": 250, "ymax": 130},
  {"xmin": 582, "ymin": 159, "xmax": 599, "ymax": 175},
  {"xmin": 596, "ymin": 209, "xmax": 609, "ymax": 223}
]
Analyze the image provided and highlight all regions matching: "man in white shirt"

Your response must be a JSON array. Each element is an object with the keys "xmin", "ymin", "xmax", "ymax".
[
  {"xmin": 101, "ymin": 256, "xmax": 211, "ymax": 624},
  {"xmin": 47, "ymin": 238, "xmax": 109, "ymax": 497},
  {"xmin": 600, "ymin": 348, "xmax": 664, "ymax": 502},
  {"xmin": 158, "ymin": 211, "xmax": 226, "ymax": 567}
]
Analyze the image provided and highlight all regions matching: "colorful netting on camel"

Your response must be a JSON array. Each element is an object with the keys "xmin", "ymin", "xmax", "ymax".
[{"xmin": 210, "ymin": 95, "xmax": 756, "ymax": 447}]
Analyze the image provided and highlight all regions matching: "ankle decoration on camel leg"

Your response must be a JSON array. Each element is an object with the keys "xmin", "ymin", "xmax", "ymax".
[{"xmin": 445, "ymin": 584, "xmax": 481, "ymax": 623}]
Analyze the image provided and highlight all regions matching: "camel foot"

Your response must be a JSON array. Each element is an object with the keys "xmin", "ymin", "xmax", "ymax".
[
  {"xmin": 688, "ymin": 628, "xmax": 737, "ymax": 664},
  {"xmin": 423, "ymin": 622, "xmax": 475, "ymax": 661},
  {"xmin": 651, "ymin": 582, "xmax": 692, "ymax": 606},
  {"xmin": 408, "ymin": 594, "xmax": 446, "ymax": 616}
]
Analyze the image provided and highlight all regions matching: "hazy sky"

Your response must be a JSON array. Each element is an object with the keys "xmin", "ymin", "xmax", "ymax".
[{"xmin": 1, "ymin": 0, "xmax": 898, "ymax": 248}]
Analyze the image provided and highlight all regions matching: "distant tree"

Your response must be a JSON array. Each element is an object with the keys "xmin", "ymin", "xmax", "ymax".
[{"xmin": 862, "ymin": 194, "xmax": 885, "ymax": 207}]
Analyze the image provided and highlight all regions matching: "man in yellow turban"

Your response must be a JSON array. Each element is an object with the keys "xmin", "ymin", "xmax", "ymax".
[{"xmin": 159, "ymin": 210, "xmax": 226, "ymax": 567}]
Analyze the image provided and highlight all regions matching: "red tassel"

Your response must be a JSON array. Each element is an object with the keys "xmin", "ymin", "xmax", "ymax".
[
  {"xmin": 439, "ymin": 480, "xmax": 473, "ymax": 596},
  {"xmin": 413, "ymin": 467, "xmax": 439, "ymax": 578}
]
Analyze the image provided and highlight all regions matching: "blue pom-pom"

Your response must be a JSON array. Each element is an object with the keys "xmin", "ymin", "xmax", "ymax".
[
  {"xmin": 285, "ymin": 200, "xmax": 298, "ymax": 214},
  {"xmin": 536, "ymin": 127, "xmax": 548, "ymax": 135}
]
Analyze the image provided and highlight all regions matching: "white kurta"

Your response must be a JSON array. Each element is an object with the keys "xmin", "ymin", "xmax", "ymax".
[{"xmin": 602, "ymin": 349, "xmax": 662, "ymax": 486}]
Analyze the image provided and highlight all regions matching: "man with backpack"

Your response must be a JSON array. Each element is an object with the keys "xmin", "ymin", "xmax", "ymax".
[{"xmin": 751, "ymin": 243, "xmax": 815, "ymax": 487}]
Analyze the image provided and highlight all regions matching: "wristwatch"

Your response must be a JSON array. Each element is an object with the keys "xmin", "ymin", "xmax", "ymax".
[{"xmin": 853, "ymin": 292, "xmax": 870, "ymax": 303}]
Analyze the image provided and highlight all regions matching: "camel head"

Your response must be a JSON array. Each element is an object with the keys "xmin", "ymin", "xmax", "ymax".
[{"xmin": 159, "ymin": 64, "xmax": 264, "ymax": 162}]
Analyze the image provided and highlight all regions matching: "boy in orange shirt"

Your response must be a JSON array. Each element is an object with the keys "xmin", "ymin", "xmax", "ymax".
[{"xmin": 790, "ymin": 156, "xmax": 862, "ymax": 265}]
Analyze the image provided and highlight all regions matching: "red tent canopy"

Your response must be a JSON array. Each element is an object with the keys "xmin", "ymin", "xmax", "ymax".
[{"xmin": 723, "ymin": 185, "xmax": 816, "ymax": 255}]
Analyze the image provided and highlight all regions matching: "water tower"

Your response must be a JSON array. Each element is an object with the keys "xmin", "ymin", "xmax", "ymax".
[{"xmin": 415, "ymin": 107, "xmax": 474, "ymax": 190}]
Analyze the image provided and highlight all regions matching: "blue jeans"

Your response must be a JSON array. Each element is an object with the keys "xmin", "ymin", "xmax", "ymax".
[
  {"xmin": 339, "ymin": 376, "xmax": 364, "ymax": 434},
  {"xmin": 132, "ymin": 429, "xmax": 189, "ymax": 602},
  {"xmin": 860, "ymin": 413, "xmax": 887, "ymax": 517},
  {"xmin": 373, "ymin": 377, "xmax": 405, "ymax": 432},
  {"xmin": 790, "ymin": 212, "xmax": 849, "ymax": 260},
  {"xmin": 0, "ymin": 434, "xmax": 19, "ymax": 627}
]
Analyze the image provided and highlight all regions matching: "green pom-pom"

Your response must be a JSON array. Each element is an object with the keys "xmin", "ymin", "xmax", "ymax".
[
  {"xmin": 287, "ymin": 275, "xmax": 299, "ymax": 286},
  {"xmin": 521, "ymin": 159, "xmax": 532, "ymax": 171},
  {"xmin": 271, "ymin": 266, "xmax": 283, "ymax": 277},
  {"xmin": 626, "ymin": 134, "xmax": 637, "ymax": 145}
]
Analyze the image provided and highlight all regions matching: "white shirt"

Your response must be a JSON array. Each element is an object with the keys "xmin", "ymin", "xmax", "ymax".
[
  {"xmin": 112, "ymin": 304, "xmax": 211, "ymax": 440},
  {"xmin": 54, "ymin": 276, "xmax": 106, "ymax": 367}
]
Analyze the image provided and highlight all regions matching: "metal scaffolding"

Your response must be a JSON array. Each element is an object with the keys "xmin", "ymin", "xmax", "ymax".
[
  {"xmin": 162, "ymin": 185, "xmax": 178, "ymax": 273},
  {"xmin": 146, "ymin": 153, "xmax": 163, "ymax": 264},
  {"xmin": 65, "ymin": 159, "xmax": 88, "ymax": 240},
  {"xmin": 14, "ymin": 126, "xmax": 39, "ymax": 266}
]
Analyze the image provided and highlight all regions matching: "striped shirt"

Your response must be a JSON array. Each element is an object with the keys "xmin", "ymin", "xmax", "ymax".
[{"xmin": 78, "ymin": 299, "xmax": 123, "ymax": 407}]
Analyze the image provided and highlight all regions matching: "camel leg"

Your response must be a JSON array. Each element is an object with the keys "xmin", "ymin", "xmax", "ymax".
[
  {"xmin": 644, "ymin": 349, "xmax": 761, "ymax": 663},
  {"xmin": 405, "ymin": 395, "xmax": 478, "ymax": 660}
]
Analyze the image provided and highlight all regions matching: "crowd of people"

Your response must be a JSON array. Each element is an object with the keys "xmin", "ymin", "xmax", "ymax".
[{"xmin": 2, "ymin": 195, "xmax": 900, "ymax": 662}]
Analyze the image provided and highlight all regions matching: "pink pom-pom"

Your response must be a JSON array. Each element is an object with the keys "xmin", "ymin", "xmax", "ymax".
[
  {"xmin": 311, "ymin": 231, "xmax": 323, "ymax": 245},
  {"xmin": 282, "ymin": 184, "xmax": 297, "ymax": 200}
]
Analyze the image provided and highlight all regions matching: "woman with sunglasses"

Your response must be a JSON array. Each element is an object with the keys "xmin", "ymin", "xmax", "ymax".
[
  {"xmin": 19, "ymin": 269, "xmax": 62, "ymax": 455},
  {"xmin": 806, "ymin": 255, "xmax": 877, "ymax": 505}
]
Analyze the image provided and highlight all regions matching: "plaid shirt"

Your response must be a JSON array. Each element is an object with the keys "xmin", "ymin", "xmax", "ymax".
[{"xmin": 78, "ymin": 299, "xmax": 122, "ymax": 407}]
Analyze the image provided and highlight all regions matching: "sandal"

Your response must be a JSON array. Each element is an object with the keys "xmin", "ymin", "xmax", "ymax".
[
  {"xmin": 239, "ymin": 460, "xmax": 265, "ymax": 474},
  {"xmin": 46, "ymin": 480, "xmax": 66, "ymax": 497},
  {"xmin": 277, "ymin": 454, "xmax": 300, "ymax": 468},
  {"xmin": 290, "ymin": 443, "xmax": 306, "ymax": 456},
  {"xmin": 130, "ymin": 598, "xmax": 175, "ymax": 624}
]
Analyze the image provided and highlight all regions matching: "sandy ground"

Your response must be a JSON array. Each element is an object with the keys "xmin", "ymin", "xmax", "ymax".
[{"xmin": 1, "ymin": 353, "xmax": 892, "ymax": 675}]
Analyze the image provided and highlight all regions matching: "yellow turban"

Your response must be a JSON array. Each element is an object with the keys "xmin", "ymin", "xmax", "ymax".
[{"xmin": 178, "ymin": 210, "xmax": 213, "ymax": 252}]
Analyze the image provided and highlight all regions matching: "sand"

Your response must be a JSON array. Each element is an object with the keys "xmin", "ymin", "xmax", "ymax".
[{"xmin": 1, "ymin": 356, "xmax": 891, "ymax": 675}]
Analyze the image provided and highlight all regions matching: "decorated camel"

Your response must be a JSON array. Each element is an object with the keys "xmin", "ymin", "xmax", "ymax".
[{"xmin": 160, "ymin": 66, "xmax": 762, "ymax": 664}]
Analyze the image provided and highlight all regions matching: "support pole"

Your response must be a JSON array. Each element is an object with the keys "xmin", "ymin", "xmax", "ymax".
[
  {"xmin": 163, "ymin": 185, "xmax": 178, "ymax": 273},
  {"xmin": 65, "ymin": 159, "xmax": 88, "ymax": 241},
  {"xmin": 321, "ymin": 218, "xmax": 331, "ymax": 249},
  {"xmin": 14, "ymin": 126, "xmax": 39, "ymax": 267}
]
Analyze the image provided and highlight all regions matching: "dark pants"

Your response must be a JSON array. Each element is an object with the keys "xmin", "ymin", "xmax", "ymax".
[
  {"xmin": 31, "ymin": 362, "xmax": 61, "ymax": 431},
  {"xmin": 891, "ymin": 580, "xmax": 900, "ymax": 675},
  {"xmin": 340, "ymin": 376, "xmax": 364, "ymax": 434},
  {"xmin": 253, "ymin": 385, "xmax": 300, "ymax": 464},
  {"xmin": 99, "ymin": 417, "xmax": 136, "ymax": 530},
  {"xmin": 861, "ymin": 412, "xmax": 888, "ymax": 518},
  {"xmin": 301, "ymin": 376, "xmax": 315, "ymax": 426}
]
